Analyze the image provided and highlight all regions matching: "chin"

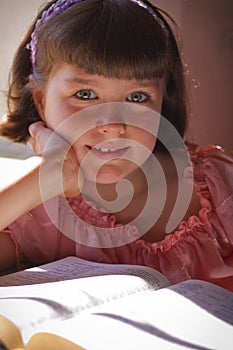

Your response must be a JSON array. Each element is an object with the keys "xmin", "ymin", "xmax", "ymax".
[{"xmin": 83, "ymin": 163, "xmax": 134, "ymax": 185}]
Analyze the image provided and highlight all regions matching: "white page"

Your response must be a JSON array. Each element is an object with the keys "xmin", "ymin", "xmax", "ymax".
[
  {"xmin": 1, "ymin": 258, "xmax": 232, "ymax": 349},
  {"xmin": 0, "ymin": 257, "xmax": 169, "ymax": 341},
  {"xmin": 26, "ymin": 280, "xmax": 233, "ymax": 350}
]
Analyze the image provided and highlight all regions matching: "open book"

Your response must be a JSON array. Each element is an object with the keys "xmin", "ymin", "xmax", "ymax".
[{"xmin": 0, "ymin": 256, "xmax": 233, "ymax": 349}]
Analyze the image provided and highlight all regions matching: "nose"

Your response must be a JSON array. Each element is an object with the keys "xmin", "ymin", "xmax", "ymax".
[{"xmin": 97, "ymin": 122, "xmax": 126, "ymax": 136}]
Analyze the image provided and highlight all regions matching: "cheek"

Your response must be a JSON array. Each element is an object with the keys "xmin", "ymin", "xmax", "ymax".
[
  {"xmin": 42, "ymin": 90, "xmax": 74, "ymax": 130},
  {"xmin": 125, "ymin": 128, "xmax": 156, "ymax": 169},
  {"xmin": 43, "ymin": 102, "xmax": 81, "ymax": 145},
  {"xmin": 143, "ymin": 133, "xmax": 157, "ymax": 151},
  {"xmin": 130, "ymin": 127, "xmax": 157, "ymax": 152},
  {"xmin": 43, "ymin": 101, "xmax": 64, "ymax": 129}
]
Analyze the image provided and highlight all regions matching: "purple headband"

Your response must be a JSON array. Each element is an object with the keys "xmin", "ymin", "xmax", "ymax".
[{"xmin": 27, "ymin": 0, "xmax": 168, "ymax": 66}]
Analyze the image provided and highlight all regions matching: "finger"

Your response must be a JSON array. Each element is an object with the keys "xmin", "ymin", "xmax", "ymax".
[
  {"xmin": 28, "ymin": 122, "xmax": 54, "ymax": 154},
  {"xmin": 28, "ymin": 136, "xmax": 36, "ymax": 153},
  {"xmin": 28, "ymin": 121, "xmax": 47, "ymax": 138}
]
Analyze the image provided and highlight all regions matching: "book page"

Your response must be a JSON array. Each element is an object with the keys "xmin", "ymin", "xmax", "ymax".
[
  {"xmin": 168, "ymin": 279, "xmax": 233, "ymax": 325},
  {"xmin": 0, "ymin": 257, "xmax": 169, "ymax": 342},
  {"xmin": 25, "ymin": 280, "xmax": 233, "ymax": 350},
  {"xmin": 0, "ymin": 256, "xmax": 169, "ymax": 287},
  {"xmin": 1, "ymin": 258, "xmax": 232, "ymax": 349}
]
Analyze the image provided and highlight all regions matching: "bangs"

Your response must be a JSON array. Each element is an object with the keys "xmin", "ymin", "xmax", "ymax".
[{"xmin": 36, "ymin": 0, "xmax": 171, "ymax": 80}]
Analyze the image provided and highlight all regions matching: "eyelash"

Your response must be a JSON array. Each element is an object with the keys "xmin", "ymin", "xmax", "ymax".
[{"xmin": 74, "ymin": 89, "xmax": 151, "ymax": 103}]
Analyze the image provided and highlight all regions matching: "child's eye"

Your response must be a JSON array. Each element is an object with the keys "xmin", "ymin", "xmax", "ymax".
[
  {"xmin": 75, "ymin": 89, "xmax": 97, "ymax": 100},
  {"xmin": 127, "ymin": 92, "xmax": 149, "ymax": 103}
]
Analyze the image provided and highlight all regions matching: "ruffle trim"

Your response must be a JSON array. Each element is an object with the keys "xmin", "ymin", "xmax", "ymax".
[{"xmin": 65, "ymin": 144, "xmax": 226, "ymax": 253}]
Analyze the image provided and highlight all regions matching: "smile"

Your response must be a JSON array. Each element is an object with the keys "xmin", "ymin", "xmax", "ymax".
[
  {"xmin": 88, "ymin": 145, "xmax": 130, "ymax": 160},
  {"xmin": 94, "ymin": 147, "xmax": 123, "ymax": 153}
]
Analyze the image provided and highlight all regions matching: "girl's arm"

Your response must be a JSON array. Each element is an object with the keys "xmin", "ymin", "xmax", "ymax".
[
  {"xmin": 0, "ymin": 122, "xmax": 80, "ymax": 231},
  {"xmin": 0, "ymin": 122, "xmax": 81, "ymax": 270},
  {"xmin": 0, "ymin": 158, "xmax": 44, "ymax": 272},
  {"xmin": 0, "ymin": 158, "xmax": 44, "ymax": 232}
]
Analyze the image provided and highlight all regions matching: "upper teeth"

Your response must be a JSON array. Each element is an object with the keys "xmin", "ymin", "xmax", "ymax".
[{"xmin": 94, "ymin": 147, "xmax": 116, "ymax": 152}]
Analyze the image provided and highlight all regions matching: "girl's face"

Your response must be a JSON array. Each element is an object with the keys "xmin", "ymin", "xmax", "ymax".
[{"xmin": 33, "ymin": 63, "xmax": 164, "ymax": 184}]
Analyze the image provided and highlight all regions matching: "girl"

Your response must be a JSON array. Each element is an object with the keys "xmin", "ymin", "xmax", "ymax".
[{"xmin": 0, "ymin": 0, "xmax": 232, "ymax": 291}]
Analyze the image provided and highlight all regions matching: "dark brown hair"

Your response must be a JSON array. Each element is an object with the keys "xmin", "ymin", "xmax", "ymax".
[{"xmin": 0, "ymin": 0, "xmax": 188, "ymax": 149}]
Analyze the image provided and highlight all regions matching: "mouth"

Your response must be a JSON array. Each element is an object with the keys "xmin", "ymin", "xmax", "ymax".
[{"xmin": 87, "ymin": 145, "xmax": 130, "ymax": 161}]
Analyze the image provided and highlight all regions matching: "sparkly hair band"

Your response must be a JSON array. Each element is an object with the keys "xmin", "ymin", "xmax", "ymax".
[{"xmin": 27, "ymin": 0, "xmax": 168, "ymax": 66}]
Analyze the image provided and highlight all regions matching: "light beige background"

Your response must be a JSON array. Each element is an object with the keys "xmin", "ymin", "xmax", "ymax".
[{"xmin": 0, "ymin": 0, "xmax": 232, "ymax": 157}]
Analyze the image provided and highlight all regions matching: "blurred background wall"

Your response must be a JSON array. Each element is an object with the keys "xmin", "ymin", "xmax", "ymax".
[
  {"xmin": 0, "ymin": 0, "xmax": 232, "ymax": 157},
  {"xmin": 155, "ymin": 0, "xmax": 233, "ymax": 149},
  {"xmin": 181, "ymin": 0, "xmax": 233, "ymax": 149}
]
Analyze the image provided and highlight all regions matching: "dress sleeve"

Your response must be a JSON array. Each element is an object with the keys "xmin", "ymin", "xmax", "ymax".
[
  {"xmin": 124, "ymin": 145, "xmax": 233, "ymax": 291},
  {"xmin": 192, "ymin": 145, "xmax": 233, "ymax": 245},
  {"xmin": 5, "ymin": 196, "xmax": 76, "ymax": 268}
]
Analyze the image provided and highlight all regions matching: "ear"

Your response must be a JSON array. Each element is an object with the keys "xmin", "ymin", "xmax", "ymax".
[{"xmin": 29, "ymin": 74, "xmax": 46, "ymax": 120}]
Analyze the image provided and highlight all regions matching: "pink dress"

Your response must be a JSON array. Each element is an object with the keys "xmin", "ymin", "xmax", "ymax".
[{"xmin": 5, "ymin": 145, "xmax": 233, "ymax": 291}]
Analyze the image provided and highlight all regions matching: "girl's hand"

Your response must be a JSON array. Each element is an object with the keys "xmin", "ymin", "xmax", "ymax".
[{"xmin": 29, "ymin": 122, "xmax": 82, "ymax": 198}]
